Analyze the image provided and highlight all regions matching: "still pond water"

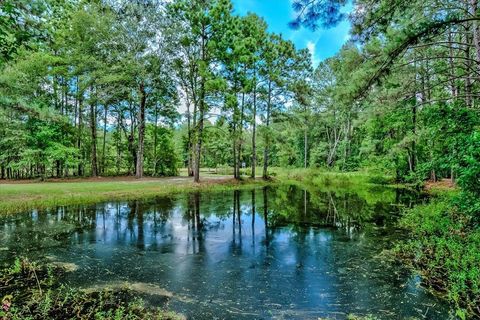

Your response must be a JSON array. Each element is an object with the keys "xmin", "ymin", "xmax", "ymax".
[{"xmin": 0, "ymin": 185, "xmax": 452, "ymax": 319}]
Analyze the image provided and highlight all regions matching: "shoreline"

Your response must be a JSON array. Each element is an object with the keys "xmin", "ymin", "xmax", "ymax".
[{"xmin": 0, "ymin": 175, "xmax": 271, "ymax": 215}]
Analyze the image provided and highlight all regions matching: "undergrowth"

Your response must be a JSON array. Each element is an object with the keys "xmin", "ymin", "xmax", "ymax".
[
  {"xmin": 395, "ymin": 192, "xmax": 480, "ymax": 319},
  {"xmin": 0, "ymin": 258, "xmax": 183, "ymax": 320}
]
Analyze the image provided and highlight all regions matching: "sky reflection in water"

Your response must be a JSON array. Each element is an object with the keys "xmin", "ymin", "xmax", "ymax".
[{"xmin": 0, "ymin": 185, "xmax": 451, "ymax": 319}]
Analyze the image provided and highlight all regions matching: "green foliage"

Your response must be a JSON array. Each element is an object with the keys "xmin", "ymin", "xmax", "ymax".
[
  {"xmin": 274, "ymin": 168, "xmax": 395, "ymax": 188},
  {"xmin": 0, "ymin": 258, "xmax": 183, "ymax": 320},
  {"xmin": 0, "ymin": 0, "xmax": 180, "ymax": 179},
  {"xmin": 146, "ymin": 126, "xmax": 179, "ymax": 176},
  {"xmin": 457, "ymin": 132, "xmax": 480, "ymax": 197},
  {"xmin": 397, "ymin": 194, "xmax": 480, "ymax": 317}
]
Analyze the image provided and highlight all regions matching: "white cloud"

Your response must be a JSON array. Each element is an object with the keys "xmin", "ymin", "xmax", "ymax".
[{"xmin": 306, "ymin": 41, "xmax": 320, "ymax": 67}]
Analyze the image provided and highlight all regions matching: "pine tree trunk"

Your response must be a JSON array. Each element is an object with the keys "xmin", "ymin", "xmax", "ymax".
[
  {"xmin": 187, "ymin": 101, "xmax": 193, "ymax": 177},
  {"xmin": 194, "ymin": 96, "xmax": 205, "ymax": 183},
  {"xmin": 90, "ymin": 100, "xmax": 98, "ymax": 177},
  {"xmin": 194, "ymin": 24, "xmax": 207, "ymax": 183},
  {"xmin": 152, "ymin": 105, "xmax": 159, "ymax": 176},
  {"xmin": 77, "ymin": 87, "xmax": 83, "ymax": 176},
  {"xmin": 233, "ymin": 119, "xmax": 237, "ymax": 179},
  {"xmin": 251, "ymin": 69, "xmax": 257, "ymax": 179},
  {"xmin": 136, "ymin": 82, "xmax": 146, "ymax": 179},
  {"xmin": 116, "ymin": 114, "xmax": 122, "ymax": 175},
  {"xmin": 304, "ymin": 129, "xmax": 308, "ymax": 168},
  {"xmin": 237, "ymin": 91, "xmax": 245, "ymax": 179},
  {"xmin": 470, "ymin": 0, "xmax": 480, "ymax": 64},
  {"xmin": 263, "ymin": 81, "xmax": 272, "ymax": 180},
  {"xmin": 102, "ymin": 105, "xmax": 108, "ymax": 174}
]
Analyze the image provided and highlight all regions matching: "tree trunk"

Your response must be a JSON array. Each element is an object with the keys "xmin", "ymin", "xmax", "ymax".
[
  {"xmin": 77, "ymin": 86, "xmax": 83, "ymax": 176},
  {"xmin": 251, "ymin": 68, "xmax": 257, "ymax": 179},
  {"xmin": 342, "ymin": 115, "xmax": 351, "ymax": 171},
  {"xmin": 194, "ymin": 24, "xmax": 207, "ymax": 183},
  {"xmin": 464, "ymin": 27, "xmax": 473, "ymax": 106},
  {"xmin": 194, "ymin": 93, "xmax": 205, "ymax": 183},
  {"xmin": 262, "ymin": 81, "xmax": 272, "ymax": 180},
  {"xmin": 237, "ymin": 91, "xmax": 245, "ymax": 179},
  {"xmin": 448, "ymin": 30, "xmax": 460, "ymax": 98},
  {"xmin": 233, "ymin": 119, "xmax": 237, "ymax": 179},
  {"xmin": 136, "ymin": 82, "xmax": 147, "ymax": 179},
  {"xmin": 90, "ymin": 100, "xmax": 98, "ymax": 177},
  {"xmin": 187, "ymin": 101, "xmax": 194, "ymax": 177},
  {"xmin": 152, "ymin": 104, "xmax": 159, "ymax": 176},
  {"xmin": 410, "ymin": 103, "xmax": 417, "ymax": 173},
  {"xmin": 470, "ymin": 0, "xmax": 480, "ymax": 64},
  {"xmin": 116, "ymin": 113, "xmax": 122, "ymax": 175},
  {"xmin": 304, "ymin": 129, "xmax": 308, "ymax": 168},
  {"xmin": 102, "ymin": 105, "xmax": 108, "ymax": 174}
]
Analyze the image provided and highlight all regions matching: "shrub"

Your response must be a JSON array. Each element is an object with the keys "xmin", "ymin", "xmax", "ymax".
[
  {"xmin": 0, "ymin": 258, "xmax": 183, "ymax": 320},
  {"xmin": 396, "ymin": 195, "xmax": 480, "ymax": 318}
]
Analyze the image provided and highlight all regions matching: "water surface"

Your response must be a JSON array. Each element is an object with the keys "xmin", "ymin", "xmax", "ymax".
[{"xmin": 0, "ymin": 185, "xmax": 451, "ymax": 319}]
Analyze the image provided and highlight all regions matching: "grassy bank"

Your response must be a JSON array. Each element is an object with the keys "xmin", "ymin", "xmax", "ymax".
[
  {"xmin": 0, "ymin": 176, "xmax": 270, "ymax": 215},
  {"xmin": 0, "ymin": 168, "xmax": 396, "ymax": 215},
  {"xmin": 270, "ymin": 168, "xmax": 406, "ymax": 205},
  {"xmin": 0, "ymin": 258, "xmax": 183, "ymax": 320},
  {"xmin": 271, "ymin": 167, "xmax": 396, "ymax": 188},
  {"xmin": 0, "ymin": 168, "xmax": 403, "ymax": 215},
  {"xmin": 395, "ymin": 191, "xmax": 480, "ymax": 319}
]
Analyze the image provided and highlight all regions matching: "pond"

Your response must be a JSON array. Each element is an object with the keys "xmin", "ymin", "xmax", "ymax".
[{"xmin": 0, "ymin": 185, "xmax": 452, "ymax": 319}]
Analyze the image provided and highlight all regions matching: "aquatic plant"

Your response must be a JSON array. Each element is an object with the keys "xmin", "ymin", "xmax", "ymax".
[{"xmin": 0, "ymin": 258, "xmax": 183, "ymax": 320}]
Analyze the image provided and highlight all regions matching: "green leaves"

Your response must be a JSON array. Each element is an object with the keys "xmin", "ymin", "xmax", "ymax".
[{"xmin": 458, "ymin": 132, "xmax": 480, "ymax": 196}]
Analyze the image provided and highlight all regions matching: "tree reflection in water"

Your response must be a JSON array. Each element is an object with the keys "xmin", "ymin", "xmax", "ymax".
[{"xmin": 0, "ymin": 185, "xmax": 449, "ymax": 320}]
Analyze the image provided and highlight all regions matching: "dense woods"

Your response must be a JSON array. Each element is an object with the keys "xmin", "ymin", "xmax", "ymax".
[
  {"xmin": 0, "ymin": 0, "xmax": 479, "ymax": 190},
  {"xmin": 288, "ymin": 0, "xmax": 480, "ymax": 191},
  {"xmin": 0, "ymin": 0, "xmax": 311, "ymax": 182}
]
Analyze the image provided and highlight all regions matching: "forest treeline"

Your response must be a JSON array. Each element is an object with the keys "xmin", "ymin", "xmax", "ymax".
[
  {"xmin": 0, "ymin": 0, "xmax": 479, "ymax": 191},
  {"xmin": 0, "ymin": 0, "xmax": 311, "ymax": 182}
]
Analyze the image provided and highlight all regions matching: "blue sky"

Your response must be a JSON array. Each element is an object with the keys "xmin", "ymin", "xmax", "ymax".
[{"xmin": 231, "ymin": 0, "xmax": 352, "ymax": 67}]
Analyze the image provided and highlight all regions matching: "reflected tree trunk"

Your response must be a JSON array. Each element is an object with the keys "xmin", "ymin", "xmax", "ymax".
[
  {"xmin": 194, "ymin": 192, "xmax": 201, "ymax": 232},
  {"xmin": 263, "ymin": 186, "xmax": 269, "ymax": 246},
  {"xmin": 304, "ymin": 189, "xmax": 307, "ymax": 219},
  {"xmin": 251, "ymin": 189, "xmax": 255, "ymax": 241},
  {"xmin": 236, "ymin": 190, "xmax": 241, "ymax": 241},
  {"xmin": 232, "ymin": 191, "xmax": 236, "ymax": 242},
  {"xmin": 136, "ymin": 201, "xmax": 144, "ymax": 249}
]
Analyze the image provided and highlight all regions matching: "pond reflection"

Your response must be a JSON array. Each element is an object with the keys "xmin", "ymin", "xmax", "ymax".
[{"xmin": 0, "ymin": 185, "xmax": 449, "ymax": 319}]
